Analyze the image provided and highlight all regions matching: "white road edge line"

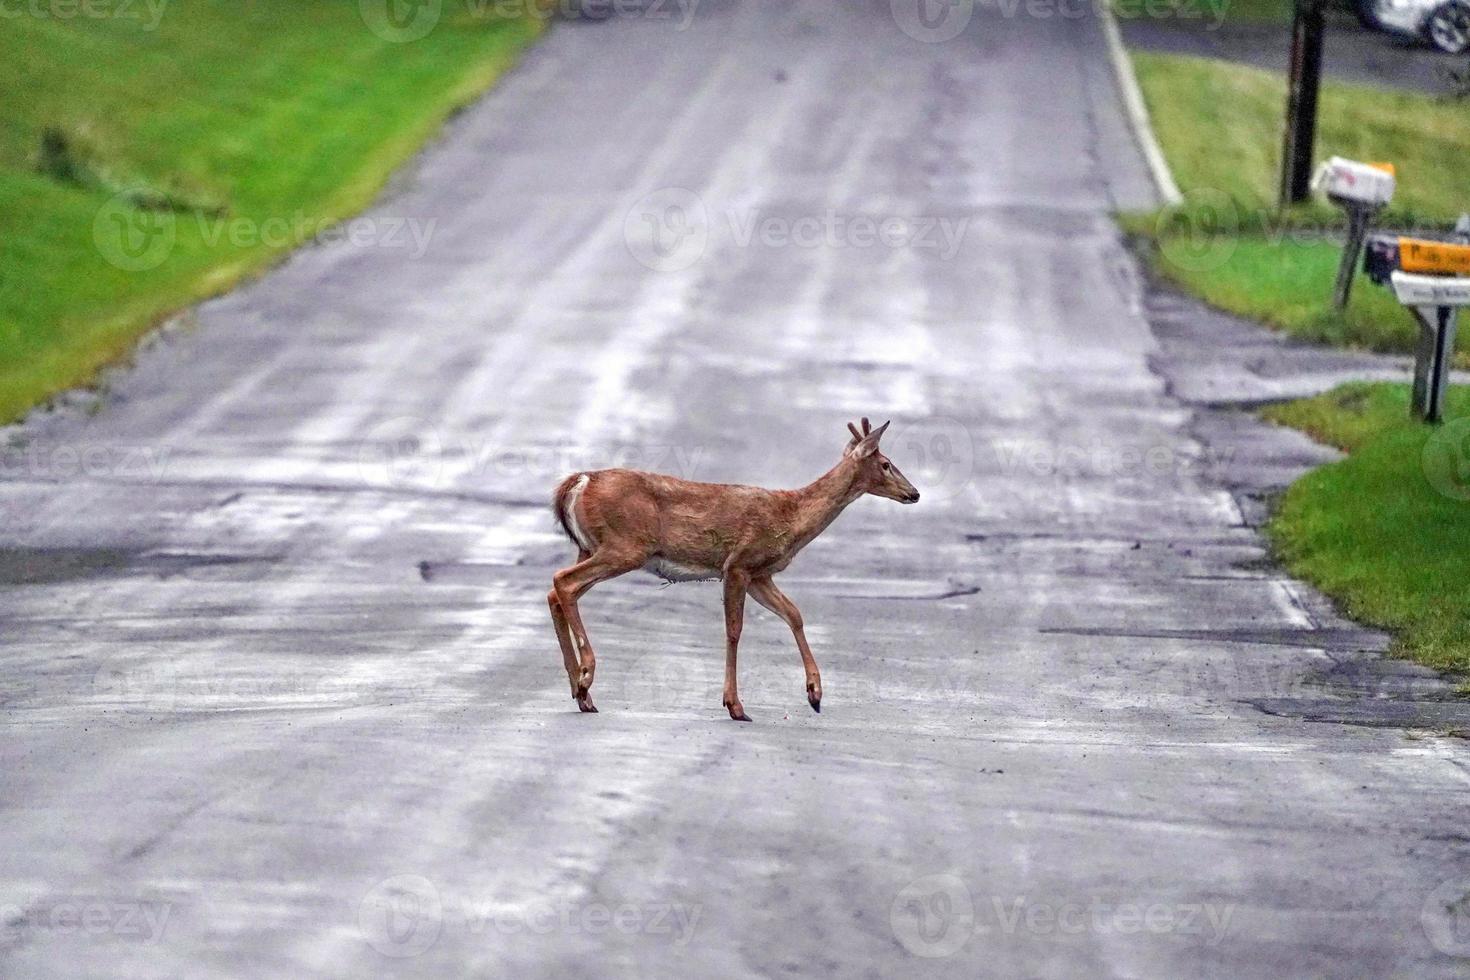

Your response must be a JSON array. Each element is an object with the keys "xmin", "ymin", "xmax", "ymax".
[{"xmin": 1100, "ymin": 5, "xmax": 1183, "ymax": 207}]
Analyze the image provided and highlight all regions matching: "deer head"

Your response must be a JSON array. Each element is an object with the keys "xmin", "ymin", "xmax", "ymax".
[{"xmin": 843, "ymin": 417, "xmax": 920, "ymax": 504}]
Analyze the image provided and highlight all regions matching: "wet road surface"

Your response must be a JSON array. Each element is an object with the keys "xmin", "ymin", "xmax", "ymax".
[{"xmin": 3, "ymin": 1, "xmax": 1469, "ymax": 976}]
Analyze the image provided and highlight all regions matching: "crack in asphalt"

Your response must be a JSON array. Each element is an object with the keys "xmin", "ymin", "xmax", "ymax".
[{"xmin": 1039, "ymin": 625, "xmax": 1384, "ymax": 650}]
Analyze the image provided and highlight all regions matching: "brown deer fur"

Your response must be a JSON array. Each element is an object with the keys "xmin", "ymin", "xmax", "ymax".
[{"xmin": 547, "ymin": 418, "xmax": 919, "ymax": 720}]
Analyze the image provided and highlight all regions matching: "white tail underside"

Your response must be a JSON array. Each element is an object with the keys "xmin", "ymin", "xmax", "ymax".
[{"xmin": 562, "ymin": 474, "xmax": 596, "ymax": 552}]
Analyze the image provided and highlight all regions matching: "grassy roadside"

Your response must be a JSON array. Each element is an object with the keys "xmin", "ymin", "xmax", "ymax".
[
  {"xmin": 1263, "ymin": 383, "xmax": 1470, "ymax": 679},
  {"xmin": 1122, "ymin": 52, "xmax": 1470, "ymax": 361},
  {"xmin": 0, "ymin": 1, "xmax": 543, "ymax": 425},
  {"xmin": 1115, "ymin": 0, "xmax": 1365, "ymax": 29},
  {"xmin": 1113, "ymin": 0, "xmax": 1298, "ymax": 26},
  {"xmin": 1124, "ymin": 50, "xmax": 1470, "ymax": 682}
]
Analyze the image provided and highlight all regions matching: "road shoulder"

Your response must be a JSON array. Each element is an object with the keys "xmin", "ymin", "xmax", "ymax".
[{"xmin": 1132, "ymin": 242, "xmax": 1470, "ymax": 731}]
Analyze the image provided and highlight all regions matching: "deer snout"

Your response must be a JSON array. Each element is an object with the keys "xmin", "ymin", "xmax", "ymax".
[{"xmin": 903, "ymin": 490, "xmax": 920, "ymax": 504}]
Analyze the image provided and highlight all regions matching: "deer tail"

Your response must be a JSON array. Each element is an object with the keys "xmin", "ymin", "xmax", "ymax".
[{"xmin": 551, "ymin": 473, "xmax": 596, "ymax": 552}]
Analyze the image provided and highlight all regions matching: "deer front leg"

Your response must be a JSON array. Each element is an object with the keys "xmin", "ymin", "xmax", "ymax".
[
  {"xmin": 721, "ymin": 570, "xmax": 751, "ymax": 722},
  {"xmin": 749, "ymin": 576, "xmax": 822, "ymax": 713}
]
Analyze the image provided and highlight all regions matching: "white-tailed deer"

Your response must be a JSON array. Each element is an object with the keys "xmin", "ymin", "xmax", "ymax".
[{"xmin": 547, "ymin": 418, "xmax": 919, "ymax": 720}]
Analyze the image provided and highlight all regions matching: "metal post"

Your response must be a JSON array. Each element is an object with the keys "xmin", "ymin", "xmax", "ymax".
[
  {"xmin": 1411, "ymin": 305, "xmax": 1458, "ymax": 424},
  {"xmin": 1279, "ymin": 0, "xmax": 1325, "ymax": 207},
  {"xmin": 1332, "ymin": 203, "xmax": 1377, "ymax": 311}
]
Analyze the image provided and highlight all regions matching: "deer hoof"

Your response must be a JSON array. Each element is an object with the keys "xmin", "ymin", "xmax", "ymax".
[
  {"xmin": 808, "ymin": 693, "xmax": 821, "ymax": 713},
  {"xmin": 724, "ymin": 702, "xmax": 752, "ymax": 722},
  {"xmin": 577, "ymin": 694, "xmax": 598, "ymax": 713}
]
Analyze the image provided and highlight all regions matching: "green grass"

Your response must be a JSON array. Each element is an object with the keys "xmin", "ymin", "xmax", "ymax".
[
  {"xmin": 1113, "ymin": 0, "xmax": 1295, "ymax": 26},
  {"xmin": 1124, "ymin": 52, "xmax": 1470, "ymax": 360},
  {"xmin": 1113, "ymin": 0, "xmax": 1361, "ymax": 29},
  {"xmin": 1135, "ymin": 52, "xmax": 1468, "ymax": 219},
  {"xmin": 0, "ymin": 1, "xmax": 543, "ymax": 424},
  {"xmin": 1263, "ymin": 383, "xmax": 1470, "ymax": 677}
]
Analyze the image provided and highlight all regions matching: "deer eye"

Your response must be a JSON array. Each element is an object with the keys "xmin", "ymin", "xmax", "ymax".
[{"xmin": 881, "ymin": 461, "xmax": 891, "ymax": 472}]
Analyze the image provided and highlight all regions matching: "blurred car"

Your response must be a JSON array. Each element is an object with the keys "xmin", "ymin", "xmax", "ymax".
[{"xmin": 1359, "ymin": 0, "xmax": 1470, "ymax": 53}]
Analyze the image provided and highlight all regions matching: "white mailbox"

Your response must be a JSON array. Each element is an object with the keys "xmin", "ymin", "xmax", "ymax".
[
  {"xmin": 1391, "ymin": 271, "xmax": 1470, "ymax": 307},
  {"xmin": 1315, "ymin": 157, "xmax": 1397, "ymax": 311},
  {"xmin": 1312, "ymin": 157, "xmax": 1396, "ymax": 207},
  {"xmin": 1385, "ymin": 272, "xmax": 1465, "ymax": 424}
]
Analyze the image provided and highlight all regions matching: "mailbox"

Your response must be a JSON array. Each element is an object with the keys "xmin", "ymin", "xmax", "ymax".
[
  {"xmin": 1311, "ymin": 157, "xmax": 1396, "ymax": 207},
  {"xmin": 1364, "ymin": 236, "xmax": 1470, "ymax": 285},
  {"xmin": 1313, "ymin": 158, "xmax": 1396, "ymax": 310},
  {"xmin": 1399, "ymin": 238, "xmax": 1470, "ymax": 277},
  {"xmin": 1391, "ymin": 271, "xmax": 1470, "ymax": 308},
  {"xmin": 1364, "ymin": 236, "xmax": 1467, "ymax": 424},
  {"xmin": 1363, "ymin": 234, "xmax": 1399, "ymax": 286}
]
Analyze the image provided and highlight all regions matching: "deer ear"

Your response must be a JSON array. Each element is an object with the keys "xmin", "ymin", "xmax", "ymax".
[{"xmin": 852, "ymin": 423, "xmax": 889, "ymax": 459}]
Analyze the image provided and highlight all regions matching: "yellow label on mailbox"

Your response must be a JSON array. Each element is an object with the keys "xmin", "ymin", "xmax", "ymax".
[{"xmin": 1398, "ymin": 237, "xmax": 1470, "ymax": 276}]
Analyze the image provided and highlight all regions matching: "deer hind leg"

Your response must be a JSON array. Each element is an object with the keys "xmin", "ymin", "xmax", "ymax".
[
  {"xmin": 553, "ymin": 548, "xmax": 642, "ymax": 713},
  {"xmin": 750, "ymin": 576, "xmax": 822, "ymax": 713},
  {"xmin": 721, "ymin": 570, "xmax": 752, "ymax": 722},
  {"xmin": 547, "ymin": 588, "xmax": 581, "ymax": 700},
  {"xmin": 547, "ymin": 549, "xmax": 588, "ymax": 699}
]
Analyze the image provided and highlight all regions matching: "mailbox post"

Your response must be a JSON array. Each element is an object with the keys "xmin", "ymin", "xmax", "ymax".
[
  {"xmin": 1367, "ymin": 235, "xmax": 1470, "ymax": 423},
  {"xmin": 1312, "ymin": 157, "xmax": 1395, "ymax": 310},
  {"xmin": 1280, "ymin": 0, "xmax": 1326, "ymax": 206},
  {"xmin": 1390, "ymin": 273, "xmax": 1468, "ymax": 424}
]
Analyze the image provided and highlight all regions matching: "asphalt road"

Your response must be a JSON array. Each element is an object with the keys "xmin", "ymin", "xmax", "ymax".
[{"xmin": 3, "ymin": 2, "xmax": 1469, "ymax": 976}]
